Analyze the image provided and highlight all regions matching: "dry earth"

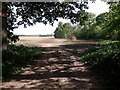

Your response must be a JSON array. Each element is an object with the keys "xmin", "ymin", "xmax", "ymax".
[
  {"xmin": 1, "ymin": 36, "xmax": 102, "ymax": 89},
  {"xmin": 14, "ymin": 36, "xmax": 101, "ymax": 47},
  {"xmin": 15, "ymin": 36, "xmax": 68, "ymax": 47}
]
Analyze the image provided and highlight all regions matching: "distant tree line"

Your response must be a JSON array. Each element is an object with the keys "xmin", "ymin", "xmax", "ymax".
[
  {"xmin": 54, "ymin": 3, "xmax": 120, "ymax": 41},
  {"xmin": 19, "ymin": 34, "xmax": 54, "ymax": 37},
  {"xmin": 39, "ymin": 34, "xmax": 54, "ymax": 37}
]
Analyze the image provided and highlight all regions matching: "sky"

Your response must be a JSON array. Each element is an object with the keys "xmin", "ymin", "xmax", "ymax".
[{"xmin": 13, "ymin": 0, "xmax": 109, "ymax": 35}]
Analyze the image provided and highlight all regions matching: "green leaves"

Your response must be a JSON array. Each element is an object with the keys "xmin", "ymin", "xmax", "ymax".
[
  {"xmin": 81, "ymin": 42, "xmax": 120, "ymax": 87},
  {"xmin": 2, "ymin": 45, "xmax": 43, "ymax": 79},
  {"xmin": 54, "ymin": 22, "xmax": 75, "ymax": 38},
  {"xmin": 6, "ymin": 2, "xmax": 88, "ymax": 42},
  {"xmin": 96, "ymin": 2, "xmax": 120, "ymax": 40}
]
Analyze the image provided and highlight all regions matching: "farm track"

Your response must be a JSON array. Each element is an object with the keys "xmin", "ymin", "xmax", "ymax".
[{"xmin": 2, "ymin": 37, "xmax": 102, "ymax": 89}]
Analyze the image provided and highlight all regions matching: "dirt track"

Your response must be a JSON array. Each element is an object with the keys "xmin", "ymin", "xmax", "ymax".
[{"xmin": 2, "ymin": 36, "xmax": 102, "ymax": 89}]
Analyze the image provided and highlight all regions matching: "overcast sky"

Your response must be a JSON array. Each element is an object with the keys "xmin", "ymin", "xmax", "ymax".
[{"xmin": 13, "ymin": 0, "xmax": 109, "ymax": 35}]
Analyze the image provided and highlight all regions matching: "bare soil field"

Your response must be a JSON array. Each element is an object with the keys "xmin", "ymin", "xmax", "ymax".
[
  {"xmin": 15, "ymin": 36, "xmax": 69, "ymax": 47},
  {"xmin": 15, "ymin": 36, "xmax": 100, "ymax": 47}
]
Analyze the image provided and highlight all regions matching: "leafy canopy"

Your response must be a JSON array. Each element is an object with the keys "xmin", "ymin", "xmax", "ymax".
[
  {"xmin": 96, "ymin": 2, "xmax": 120, "ymax": 40},
  {"xmin": 54, "ymin": 22, "xmax": 75, "ymax": 38},
  {"xmin": 6, "ymin": 2, "xmax": 88, "ymax": 42}
]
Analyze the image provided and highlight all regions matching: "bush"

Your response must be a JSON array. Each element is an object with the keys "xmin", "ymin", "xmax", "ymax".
[
  {"xmin": 81, "ymin": 42, "xmax": 120, "ymax": 87},
  {"xmin": 2, "ymin": 45, "xmax": 44, "ymax": 79}
]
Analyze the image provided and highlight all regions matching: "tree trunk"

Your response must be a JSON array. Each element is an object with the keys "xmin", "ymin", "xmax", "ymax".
[{"xmin": 1, "ymin": 2, "xmax": 7, "ymax": 50}]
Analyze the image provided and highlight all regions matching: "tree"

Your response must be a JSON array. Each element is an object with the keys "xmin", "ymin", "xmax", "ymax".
[
  {"xmin": 2, "ymin": 2, "xmax": 8, "ymax": 50},
  {"xmin": 106, "ymin": 2, "xmax": 120, "ymax": 40},
  {"xmin": 96, "ymin": 2, "xmax": 120, "ymax": 40},
  {"xmin": 83, "ymin": 12, "xmax": 96, "ymax": 28},
  {"xmin": 4, "ymin": 2, "xmax": 88, "ymax": 43},
  {"xmin": 74, "ymin": 12, "xmax": 97, "ymax": 39},
  {"xmin": 54, "ymin": 22, "xmax": 74, "ymax": 38},
  {"xmin": 96, "ymin": 12, "xmax": 111, "ymax": 39},
  {"xmin": 54, "ymin": 22, "xmax": 64, "ymax": 38}
]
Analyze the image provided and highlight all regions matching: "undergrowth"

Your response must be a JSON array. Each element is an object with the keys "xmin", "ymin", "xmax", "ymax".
[
  {"xmin": 81, "ymin": 42, "xmax": 120, "ymax": 87},
  {"xmin": 2, "ymin": 44, "xmax": 44, "ymax": 80}
]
